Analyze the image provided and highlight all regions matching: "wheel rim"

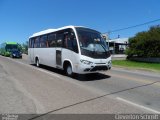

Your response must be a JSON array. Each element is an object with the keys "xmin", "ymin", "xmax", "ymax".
[
  {"xmin": 36, "ymin": 59, "xmax": 39, "ymax": 67},
  {"xmin": 67, "ymin": 65, "xmax": 72, "ymax": 75}
]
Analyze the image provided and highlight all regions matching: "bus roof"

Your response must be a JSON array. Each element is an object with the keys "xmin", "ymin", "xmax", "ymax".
[
  {"xmin": 6, "ymin": 42, "xmax": 17, "ymax": 45},
  {"xmin": 29, "ymin": 25, "xmax": 85, "ymax": 38}
]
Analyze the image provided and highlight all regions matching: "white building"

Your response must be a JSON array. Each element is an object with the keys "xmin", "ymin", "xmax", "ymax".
[{"xmin": 109, "ymin": 38, "xmax": 129, "ymax": 54}]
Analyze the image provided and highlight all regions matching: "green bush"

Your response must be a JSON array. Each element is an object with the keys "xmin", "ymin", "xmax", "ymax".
[{"xmin": 127, "ymin": 25, "xmax": 160, "ymax": 58}]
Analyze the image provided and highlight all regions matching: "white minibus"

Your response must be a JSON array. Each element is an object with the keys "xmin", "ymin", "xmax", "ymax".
[{"xmin": 28, "ymin": 26, "xmax": 111, "ymax": 76}]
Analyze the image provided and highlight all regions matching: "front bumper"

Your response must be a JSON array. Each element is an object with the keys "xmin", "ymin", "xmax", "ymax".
[
  {"xmin": 85, "ymin": 65, "xmax": 110, "ymax": 72},
  {"xmin": 75, "ymin": 60, "xmax": 112, "ymax": 74},
  {"xmin": 12, "ymin": 54, "xmax": 22, "ymax": 58}
]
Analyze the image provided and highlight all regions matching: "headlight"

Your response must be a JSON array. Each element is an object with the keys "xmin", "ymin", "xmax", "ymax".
[
  {"xmin": 13, "ymin": 54, "xmax": 16, "ymax": 56},
  {"xmin": 108, "ymin": 60, "xmax": 111, "ymax": 64},
  {"xmin": 80, "ymin": 60, "xmax": 93, "ymax": 65}
]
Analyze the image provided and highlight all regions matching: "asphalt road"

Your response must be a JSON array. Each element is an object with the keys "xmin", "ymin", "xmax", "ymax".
[{"xmin": 0, "ymin": 55, "xmax": 160, "ymax": 119}]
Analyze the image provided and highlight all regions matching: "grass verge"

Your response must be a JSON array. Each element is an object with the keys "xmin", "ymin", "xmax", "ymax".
[{"xmin": 112, "ymin": 60, "xmax": 160, "ymax": 72}]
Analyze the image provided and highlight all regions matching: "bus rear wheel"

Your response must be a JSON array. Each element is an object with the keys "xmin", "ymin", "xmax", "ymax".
[{"xmin": 36, "ymin": 58, "xmax": 40, "ymax": 67}]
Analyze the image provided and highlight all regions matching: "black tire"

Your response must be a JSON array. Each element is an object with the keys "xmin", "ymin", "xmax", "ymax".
[
  {"xmin": 65, "ymin": 63, "xmax": 73, "ymax": 77},
  {"xmin": 36, "ymin": 58, "xmax": 40, "ymax": 67}
]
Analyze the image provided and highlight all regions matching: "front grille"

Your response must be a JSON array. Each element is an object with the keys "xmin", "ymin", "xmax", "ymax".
[
  {"xmin": 90, "ymin": 66, "xmax": 108, "ymax": 71},
  {"xmin": 95, "ymin": 63, "xmax": 106, "ymax": 64},
  {"xmin": 84, "ymin": 68, "xmax": 91, "ymax": 71}
]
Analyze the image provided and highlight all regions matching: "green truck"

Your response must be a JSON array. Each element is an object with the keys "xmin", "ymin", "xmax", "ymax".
[{"xmin": 0, "ymin": 42, "xmax": 19, "ymax": 57}]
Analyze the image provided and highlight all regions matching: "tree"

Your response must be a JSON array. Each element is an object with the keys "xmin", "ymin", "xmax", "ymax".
[
  {"xmin": 21, "ymin": 41, "xmax": 28, "ymax": 54},
  {"xmin": 126, "ymin": 25, "xmax": 160, "ymax": 58}
]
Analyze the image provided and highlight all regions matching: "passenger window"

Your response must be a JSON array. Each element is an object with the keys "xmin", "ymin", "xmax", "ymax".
[
  {"xmin": 34, "ymin": 37, "xmax": 40, "ymax": 48},
  {"xmin": 31, "ymin": 38, "xmax": 35, "ymax": 48},
  {"xmin": 40, "ymin": 35, "xmax": 47, "ymax": 48},
  {"xmin": 48, "ymin": 33, "xmax": 57, "ymax": 47}
]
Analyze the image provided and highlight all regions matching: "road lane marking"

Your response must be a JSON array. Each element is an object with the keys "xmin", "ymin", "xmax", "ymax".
[
  {"xmin": 111, "ymin": 73, "xmax": 153, "ymax": 83},
  {"xmin": 4, "ymin": 56, "xmax": 160, "ymax": 86},
  {"xmin": 9, "ymin": 76, "xmax": 46, "ymax": 113},
  {"xmin": 3, "ymin": 56, "xmax": 160, "ymax": 95},
  {"xmin": 3, "ymin": 56, "xmax": 160, "ymax": 90},
  {"xmin": 2, "ymin": 56, "xmax": 160, "ymax": 115},
  {"xmin": 116, "ymin": 97, "xmax": 160, "ymax": 114},
  {"xmin": 104, "ymin": 71, "xmax": 160, "ymax": 87},
  {"xmin": 111, "ymin": 67, "xmax": 160, "ymax": 78},
  {"xmin": 37, "ymin": 68, "xmax": 60, "ymax": 78},
  {"xmin": 5, "ymin": 57, "xmax": 61, "ymax": 78},
  {"xmin": 3, "ymin": 56, "xmax": 160, "ymax": 115},
  {"xmin": 4, "ymin": 57, "xmax": 107, "ymax": 95}
]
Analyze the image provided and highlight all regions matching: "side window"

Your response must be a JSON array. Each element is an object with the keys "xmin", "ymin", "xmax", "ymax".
[
  {"xmin": 63, "ymin": 29, "xmax": 78, "ymax": 53},
  {"xmin": 31, "ymin": 38, "xmax": 35, "ymax": 48},
  {"xmin": 56, "ymin": 31, "xmax": 63, "ymax": 47},
  {"xmin": 48, "ymin": 33, "xmax": 57, "ymax": 47},
  {"xmin": 29, "ymin": 39, "xmax": 32, "ymax": 48},
  {"xmin": 40, "ymin": 35, "xmax": 48, "ymax": 48},
  {"xmin": 34, "ymin": 37, "xmax": 40, "ymax": 48}
]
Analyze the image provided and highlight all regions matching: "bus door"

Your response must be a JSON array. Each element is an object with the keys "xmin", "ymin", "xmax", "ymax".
[
  {"xmin": 55, "ymin": 30, "xmax": 67, "ymax": 68},
  {"xmin": 56, "ymin": 34, "xmax": 63, "ymax": 67},
  {"xmin": 56, "ymin": 48, "xmax": 62, "ymax": 66}
]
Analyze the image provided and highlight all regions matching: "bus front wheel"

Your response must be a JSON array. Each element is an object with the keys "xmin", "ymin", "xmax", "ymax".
[{"xmin": 65, "ymin": 63, "xmax": 73, "ymax": 77}]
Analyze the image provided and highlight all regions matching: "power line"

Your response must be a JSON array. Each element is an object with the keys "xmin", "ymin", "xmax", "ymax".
[{"xmin": 104, "ymin": 18, "xmax": 160, "ymax": 34}]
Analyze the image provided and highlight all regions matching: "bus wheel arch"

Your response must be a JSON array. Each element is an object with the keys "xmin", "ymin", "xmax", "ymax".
[{"xmin": 63, "ymin": 61, "xmax": 73, "ymax": 77}]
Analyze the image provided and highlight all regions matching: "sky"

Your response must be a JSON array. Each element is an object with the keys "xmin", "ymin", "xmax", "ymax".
[{"xmin": 0, "ymin": 0, "xmax": 160, "ymax": 44}]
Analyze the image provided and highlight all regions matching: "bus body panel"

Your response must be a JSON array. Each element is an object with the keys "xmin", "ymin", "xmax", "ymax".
[
  {"xmin": 30, "ymin": 48, "xmax": 56, "ymax": 67},
  {"xmin": 28, "ymin": 48, "xmax": 34, "ymax": 63},
  {"xmin": 28, "ymin": 47, "xmax": 112, "ymax": 74},
  {"xmin": 62, "ymin": 48, "xmax": 80, "ymax": 73},
  {"xmin": 29, "ymin": 47, "xmax": 81, "ymax": 72}
]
